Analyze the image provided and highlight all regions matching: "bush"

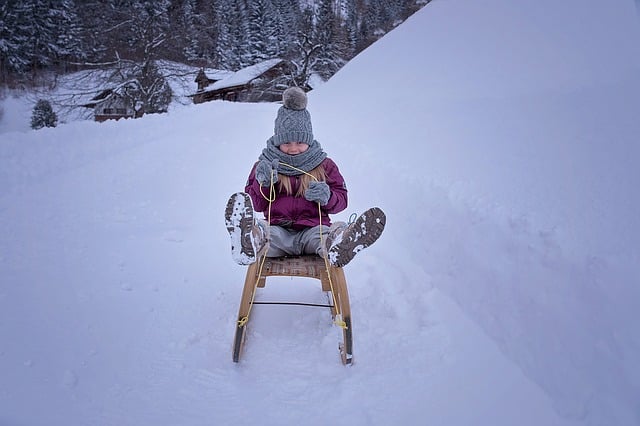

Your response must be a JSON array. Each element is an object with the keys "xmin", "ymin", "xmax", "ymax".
[{"xmin": 31, "ymin": 99, "xmax": 58, "ymax": 130}]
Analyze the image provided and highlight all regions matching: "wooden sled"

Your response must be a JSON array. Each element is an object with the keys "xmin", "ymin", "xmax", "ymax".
[{"xmin": 232, "ymin": 253, "xmax": 353, "ymax": 365}]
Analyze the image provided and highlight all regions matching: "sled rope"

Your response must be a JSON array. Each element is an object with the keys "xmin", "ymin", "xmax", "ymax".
[
  {"xmin": 237, "ymin": 251, "xmax": 268, "ymax": 327},
  {"xmin": 266, "ymin": 161, "xmax": 346, "ymax": 330},
  {"xmin": 238, "ymin": 170, "xmax": 277, "ymax": 328}
]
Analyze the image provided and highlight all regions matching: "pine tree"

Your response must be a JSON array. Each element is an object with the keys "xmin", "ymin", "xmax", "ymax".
[
  {"xmin": 339, "ymin": 0, "xmax": 358, "ymax": 59},
  {"xmin": 31, "ymin": 99, "xmax": 57, "ymax": 129},
  {"xmin": 246, "ymin": 0, "xmax": 280, "ymax": 64},
  {"xmin": 75, "ymin": 1, "xmax": 112, "ymax": 63},
  {"xmin": 230, "ymin": 1, "xmax": 251, "ymax": 68},
  {"xmin": 1, "ymin": 0, "xmax": 85, "ymax": 80},
  {"xmin": 0, "ymin": 1, "xmax": 25, "ymax": 82},
  {"xmin": 313, "ymin": 0, "xmax": 344, "ymax": 80},
  {"xmin": 52, "ymin": 0, "xmax": 85, "ymax": 72},
  {"xmin": 273, "ymin": 0, "xmax": 302, "ymax": 59},
  {"xmin": 13, "ymin": 0, "xmax": 59, "ymax": 78},
  {"xmin": 179, "ymin": 0, "xmax": 211, "ymax": 64},
  {"xmin": 214, "ymin": 0, "xmax": 239, "ymax": 69},
  {"xmin": 215, "ymin": 0, "xmax": 250, "ymax": 69}
]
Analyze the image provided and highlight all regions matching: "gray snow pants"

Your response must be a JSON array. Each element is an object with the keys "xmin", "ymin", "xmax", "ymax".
[{"xmin": 265, "ymin": 224, "xmax": 329, "ymax": 257}]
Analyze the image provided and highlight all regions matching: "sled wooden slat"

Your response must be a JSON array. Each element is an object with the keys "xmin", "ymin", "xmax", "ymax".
[{"xmin": 232, "ymin": 254, "xmax": 353, "ymax": 365}]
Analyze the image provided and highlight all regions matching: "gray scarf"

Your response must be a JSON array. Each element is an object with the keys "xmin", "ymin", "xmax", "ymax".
[{"xmin": 259, "ymin": 137, "xmax": 327, "ymax": 176}]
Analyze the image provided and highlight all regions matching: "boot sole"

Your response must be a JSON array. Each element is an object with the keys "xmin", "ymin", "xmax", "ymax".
[
  {"xmin": 224, "ymin": 192, "xmax": 256, "ymax": 265},
  {"xmin": 329, "ymin": 207, "xmax": 386, "ymax": 267}
]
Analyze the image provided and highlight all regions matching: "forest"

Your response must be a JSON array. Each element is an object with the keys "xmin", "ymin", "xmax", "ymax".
[{"xmin": 1, "ymin": 0, "xmax": 428, "ymax": 87}]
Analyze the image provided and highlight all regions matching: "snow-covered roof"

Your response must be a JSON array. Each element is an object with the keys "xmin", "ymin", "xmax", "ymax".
[
  {"xmin": 81, "ymin": 89, "xmax": 114, "ymax": 107},
  {"xmin": 199, "ymin": 68, "xmax": 235, "ymax": 81},
  {"xmin": 307, "ymin": 73, "xmax": 326, "ymax": 90},
  {"xmin": 207, "ymin": 58, "xmax": 284, "ymax": 91}
]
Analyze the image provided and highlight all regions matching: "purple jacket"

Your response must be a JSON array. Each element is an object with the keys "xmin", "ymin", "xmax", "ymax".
[{"xmin": 245, "ymin": 157, "xmax": 348, "ymax": 229}]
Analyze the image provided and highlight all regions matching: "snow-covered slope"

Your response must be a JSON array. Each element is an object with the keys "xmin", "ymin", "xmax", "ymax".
[
  {"xmin": 1, "ymin": 1, "xmax": 639, "ymax": 425},
  {"xmin": 311, "ymin": 0, "xmax": 640, "ymax": 423}
]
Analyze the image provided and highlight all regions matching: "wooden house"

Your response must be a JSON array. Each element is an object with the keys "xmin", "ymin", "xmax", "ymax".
[
  {"xmin": 192, "ymin": 59, "xmax": 293, "ymax": 104},
  {"xmin": 83, "ymin": 89, "xmax": 139, "ymax": 122}
]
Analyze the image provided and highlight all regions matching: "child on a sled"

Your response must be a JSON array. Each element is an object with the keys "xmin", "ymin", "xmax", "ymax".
[{"xmin": 225, "ymin": 87, "xmax": 385, "ymax": 267}]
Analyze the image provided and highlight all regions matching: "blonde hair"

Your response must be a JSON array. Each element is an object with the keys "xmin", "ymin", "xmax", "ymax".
[{"xmin": 278, "ymin": 165, "xmax": 326, "ymax": 197}]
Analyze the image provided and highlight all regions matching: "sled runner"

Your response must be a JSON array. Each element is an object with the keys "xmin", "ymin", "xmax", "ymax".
[{"xmin": 232, "ymin": 251, "xmax": 354, "ymax": 365}]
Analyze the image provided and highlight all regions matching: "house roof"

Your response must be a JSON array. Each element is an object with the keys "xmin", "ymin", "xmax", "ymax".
[
  {"xmin": 206, "ymin": 58, "xmax": 284, "ymax": 92},
  {"xmin": 82, "ymin": 89, "xmax": 115, "ymax": 108},
  {"xmin": 82, "ymin": 88, "xmax": 134, "ymax": 108},
  {"xmin": 196, "ymin": 68, "xmax": 235, "ymax": 83}
]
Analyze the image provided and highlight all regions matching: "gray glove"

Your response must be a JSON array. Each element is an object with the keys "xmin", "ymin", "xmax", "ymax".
[
  {"xmin": 255, "ymin": 159, "xmax": 279, "ymax": 186},
  {"xmin": 304, "ymin": 181, "xmax": 331, "ymax": 205}
]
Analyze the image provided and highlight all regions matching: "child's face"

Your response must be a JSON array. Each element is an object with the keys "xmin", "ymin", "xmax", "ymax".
[{"xmin": 279, "ymin": 142, "xmax": 309, "ymax": 155}]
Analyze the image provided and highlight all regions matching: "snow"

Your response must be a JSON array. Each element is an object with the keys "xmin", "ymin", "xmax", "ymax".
[
  {"xmin": 0, "ymin": 93, "xmax": 33, "ymax": 134},
  {"xmin": 1, "ymin": 0, "xmax": 639, "ymax": 425}
]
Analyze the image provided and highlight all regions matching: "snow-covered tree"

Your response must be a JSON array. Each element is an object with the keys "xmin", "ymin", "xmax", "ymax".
[
  {"xmin": 273, "ymin": 0, "xmax": 303, "ymax": 56},
  {"xmin": 246, "ymin": 0, "xmax": 281, "ymax": 64},
  {"xmin": 1, "ymin": 0, "xmax": 84, "ymax": 81},
  {"xmin": 312, "ymin": 0, "xmax": 345, "ymax": 80},
  {"xmin": 214, "ymin": 0, "xmax": 250, "ymax": 69},
  {"xmin": 12, "ymin": 0, "xmax": 60, "ymax": 77},
  {"xmin": 52, "ymin": 0, "xmax": 85, "ymax": 72},
  {"xmin": 0, "ymin": 1, "xmax": 25, "ymax": 83},
  {"xmin": 100, "ymin": 1, "xmax": 173, "ymax": 115},
  {"xmin": 339, "ymin": 0, "xmax": 358, "ymax": 59},
  {"xmin": 31, "ymin": 99, "xmax": 57, "ymax": 129},
  {"xmin": 176, "ymin": 0, "xmax": 217, "ymax": 65},
  {"xmin": 137, "ymin": 60, "xmax": 173, "ymax": 114}
]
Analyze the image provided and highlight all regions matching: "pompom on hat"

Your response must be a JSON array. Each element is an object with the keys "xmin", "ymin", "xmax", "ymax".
[
  {"xmin": 282, "ymin": 86, "xmax": 307, "ymax": 110},
  {"xmin": 272, "ymin": 87, "xmax": 314, "ymax": 146}
]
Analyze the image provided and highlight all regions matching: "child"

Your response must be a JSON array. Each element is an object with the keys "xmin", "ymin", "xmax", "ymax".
[{"xmin": 225, "ymin": 87, "xmax": 385, "ymax": 267}]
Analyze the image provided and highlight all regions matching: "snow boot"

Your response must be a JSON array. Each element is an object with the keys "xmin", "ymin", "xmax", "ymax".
[
  {"xmin": 327, "ymin": 207, "xmax": 386, "ymax": 267},
  {"xmin": 224, "ymin": 192, "xmax": 266, "ymax": 265}
]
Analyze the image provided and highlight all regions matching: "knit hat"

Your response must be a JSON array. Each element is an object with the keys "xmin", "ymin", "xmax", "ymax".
[{"xmin": 272, "ymin": 87, "xmax": 314, "ymax": 146}]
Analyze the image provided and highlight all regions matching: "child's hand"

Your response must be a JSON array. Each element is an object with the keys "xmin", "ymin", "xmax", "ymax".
[
  {"xmin": 256, "ymin": 159, "xmax": 279, "ymax": 186},
  {"xmin": 304, "ymin": 181, "xmax": 331, "ymax": 206}
]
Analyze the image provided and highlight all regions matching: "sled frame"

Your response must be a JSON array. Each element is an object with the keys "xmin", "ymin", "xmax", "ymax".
[{"xmin": 232, "ymin": 253, "xmax": 353, "ymax": 365}]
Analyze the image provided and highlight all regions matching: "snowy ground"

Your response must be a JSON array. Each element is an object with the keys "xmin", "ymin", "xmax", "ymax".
[{"xmin": 1, "ymin": 1, "xmax": 639, "ymax": 425}]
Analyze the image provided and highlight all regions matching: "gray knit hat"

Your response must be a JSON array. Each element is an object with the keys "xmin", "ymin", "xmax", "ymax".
[{"xmin": 272, "ymin": 87, "xmax": 314, "ymax": 146}]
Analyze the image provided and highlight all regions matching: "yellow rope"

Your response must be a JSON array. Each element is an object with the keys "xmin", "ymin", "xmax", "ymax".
[
  {"xmin": 237, "ymin": 252, "xmax": 268, "ymax": 327},
  {"xmin": 277, "ymin": 162, "xmax": 346, "ymax": 329},
  {"xmin": 239, "ymin": 162, "xmax": 347, "ymax": 330},
  {"xmin": 237, "ymin": 169, "xmax": 276, "ymax": 328},
  {"xmin": 318, "ymin": 201, "xmax": 347, "ymax": 329}
]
